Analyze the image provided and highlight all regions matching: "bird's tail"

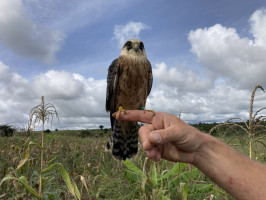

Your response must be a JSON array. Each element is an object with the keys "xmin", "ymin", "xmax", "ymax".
[{"xmin": 106, "ymin": 120, "xmax": 138, "ymax": 160}]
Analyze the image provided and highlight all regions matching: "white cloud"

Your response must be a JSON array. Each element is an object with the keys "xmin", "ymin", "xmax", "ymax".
[
  {"xmin": 249, "ymin": 8, "xmax": 266, "ymax": 47},
  {"xmin": 147, "ymin": 62, "xmax": 265, "ymax": 123},
  {"xmin": 32, "ymin": 70, "xmax": 108, "ymax": 128},
  {"xmin": 0, "ymin": 62, "xmax": 33, "ymax": 125},
  {"xmin": 0, "ymin": 61, "xmax": 108, "ymax": 129},
  {"xmin": 153, "ymin": 62, "xmax": 214, "ymax": 94},
  {"xmin": 113, "ymin": 21, "xmax": 150, "ymax": 47},
  {"xmin": 33, "ymin": 70, "xmax": 84, "ymax": 100},
  {"xmin": 188, "ymin": 8, "xmax": 266, "ymax": 89},
  {"xmin": 0, "ymin": 0, "xmax": 65, "ymax": 63},
  {"xmin": 0, "ymin": 60, "xmax": 265, "ymax": 129},
  {"xmin": 1, "ymin": 7, "xmax": 266, "ymax": 130},
  {"xmin": 146, "ymin": 8, "xmax": 266, "ymax": 123}
]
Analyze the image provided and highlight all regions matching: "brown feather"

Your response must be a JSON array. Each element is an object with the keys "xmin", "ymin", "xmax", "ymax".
[
  {"xmin": 105, "ymin": 39, "xmax": 153, "ymax": 160},
  {"xmin": 114, "ymin": 55, "xmax": 152, "ymax": 137}
]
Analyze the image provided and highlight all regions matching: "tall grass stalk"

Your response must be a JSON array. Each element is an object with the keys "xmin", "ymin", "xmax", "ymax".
[
  {"xmin": 29, "ymin": 96, "xmax": 59, "ymax": 198},
  {"xmin": 248, "ymin": 85, "xmax": 266, "ymax": 158},
  {"xmin": 210, "ymin": 85, "xmax": 266, "ymax": 159}
]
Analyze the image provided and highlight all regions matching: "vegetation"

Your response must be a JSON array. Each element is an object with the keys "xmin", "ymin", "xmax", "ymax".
[
  {"xmin": 210, "ymin": 85, "xmax": 266, "ymax": 159},
  {"xmin": 0, "ymin": 124, "xmax": 16, "ymax": 137},
  {"xmin": 1, "ymin": 130, "xmax": 265, "ymax": 199},
  {"xmin": 0, "ymin": 127, "xmax": 264, "ymax": 200},
  {"xmin": 0, "ymin": 97, "xmax": 81, "ymax": 200},
  {"xmin": 99, "ymin": 125, "xmax": 104, "ymax": 130},
  {"xmin": 0, "ymin": 86, "xmax": 266, "ymax": 199}
]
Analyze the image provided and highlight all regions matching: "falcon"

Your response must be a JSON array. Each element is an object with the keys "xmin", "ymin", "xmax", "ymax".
[{"xmin": 105, "ymin": 39, "xmax": 153, "ymax": 160}]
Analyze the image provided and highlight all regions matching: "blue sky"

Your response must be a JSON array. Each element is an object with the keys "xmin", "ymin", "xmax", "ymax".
[{"xmin": 0, "ymin": 0, "xmax": 266, "ymax": 129}]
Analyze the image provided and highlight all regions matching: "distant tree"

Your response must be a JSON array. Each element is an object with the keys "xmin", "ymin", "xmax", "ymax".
[
  {"xmin": 0, "ymin": 124, "xmax": 16, "ymax": 137},
  {"xmin": 44, "ymin": 129, "xmax": 51, "ymax": 134},
  {"xmin": 80, "ymin": 130, "xmax": 91, "ymax": 138},
  {"xmin": 55, "ymin": 128, "xmax": 59, "ymax": 132},
  {"xmin": 99, "ymin": 125, "xmax": 104, "ymax": 130}
]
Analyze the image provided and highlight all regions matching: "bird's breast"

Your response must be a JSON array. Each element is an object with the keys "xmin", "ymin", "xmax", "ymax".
[{"xmin": 116, "ymin": 56, "xmax": 150, "ymax": 110}]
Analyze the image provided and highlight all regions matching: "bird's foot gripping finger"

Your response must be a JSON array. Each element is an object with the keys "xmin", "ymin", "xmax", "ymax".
[
  {"xmin": 140, "ymin": 106, "xmax": 155, "ymax": 116},
  {"xmin": 112, "ymin": 106, "xmax": 126, "ymax": 118}
]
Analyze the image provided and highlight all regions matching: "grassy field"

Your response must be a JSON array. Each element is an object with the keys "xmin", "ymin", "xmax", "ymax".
[
  {"xmin": 0, "ymin": 128, "xmax": 265, "ymax": 200},
  {"xmin": 1, "ymin": 86, "xmax": 266, "ymax": 199}
]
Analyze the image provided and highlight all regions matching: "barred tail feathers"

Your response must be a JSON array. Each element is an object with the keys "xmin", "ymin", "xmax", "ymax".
[{"xmin": 106, "ymin": 120, "xmax": 138, "ymax": 160}]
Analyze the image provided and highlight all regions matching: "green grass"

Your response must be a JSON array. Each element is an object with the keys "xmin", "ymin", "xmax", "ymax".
[
  {"xmin": 0, "ymin": 129, "xmax": 265, "ymax": 199},
  {"xmin": 0, "ymin": 130, "xmax": 143, "ymax": 199}
]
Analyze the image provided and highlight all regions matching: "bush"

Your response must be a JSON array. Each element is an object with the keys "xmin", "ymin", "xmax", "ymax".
[
  {"xmin": 44, "ymin": 129, "xmax": 51, "ymax": 134},
  {"xmin": 98, "ymin": 132, "xmax": 104, "ymax": 137},
  {"xmin": 80, "ymin": 130, "xmax": 91, "ymax": 138},
  {"xmin": 99, "ymin": 125, "xmax": 104, "ymax": 130},
  {"xmin": 0, "ymin": 124, "xmax": 16, "ymax": 137}
]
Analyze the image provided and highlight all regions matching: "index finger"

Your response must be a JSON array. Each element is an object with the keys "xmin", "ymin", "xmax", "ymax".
[{"xmin": 116, "ymin": 110, "xmax": 155, "ymax": 124}]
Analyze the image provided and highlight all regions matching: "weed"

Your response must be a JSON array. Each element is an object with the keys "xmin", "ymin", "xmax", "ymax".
[
  {"xmin": 1, "ymin": 86, "xmax": 266, "ymax": 199},
  {"xmin": 210, "ymin": 85, "xmax": 266, "ymax": 159},
  {"xmin": 0, "ymin": 124, "xmax": 16, "ymax": 137},
  {"xmin": 122, "ymin": 158, "xmax": 226, "ymax": 200},
  {"xmin": 0, "ymin": 97, "xmax": 81, "ymax": 200}
]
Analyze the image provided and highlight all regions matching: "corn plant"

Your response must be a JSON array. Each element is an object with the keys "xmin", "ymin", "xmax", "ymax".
[
  {"xmin": 0, "ymin": 96, "xmax": 81, "ymax": 199},
  {"xmin": 122, "ymin": 158, "xmax": 226, "ymax": 200},
  {"xmin": 210, "ymin": 85, "xmax": 266, "ymax": 159}
]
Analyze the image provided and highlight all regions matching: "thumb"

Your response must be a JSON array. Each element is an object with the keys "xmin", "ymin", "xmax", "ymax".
[{"xmin": 149, "ymin": 126, "xmax": 178, "ymax": 144}]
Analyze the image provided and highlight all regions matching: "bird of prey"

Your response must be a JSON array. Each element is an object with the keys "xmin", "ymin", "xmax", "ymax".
[{"xmin": 105, "ymin": 39, "xmax": 153, "ymax": 160}]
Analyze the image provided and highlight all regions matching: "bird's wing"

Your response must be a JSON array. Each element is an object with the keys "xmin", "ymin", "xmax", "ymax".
[
  {"xmin": 106, "ymin": 59, "xmax": 119, "ymax": 129},
  {"xmin": 147, "ymin": 61, "xmax": 153, "ymax": 96}
]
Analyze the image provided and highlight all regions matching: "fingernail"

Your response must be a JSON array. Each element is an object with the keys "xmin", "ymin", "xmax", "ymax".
[{"xmin": 152, "ymin": 132, "xmax": 161, "ymax": 143}]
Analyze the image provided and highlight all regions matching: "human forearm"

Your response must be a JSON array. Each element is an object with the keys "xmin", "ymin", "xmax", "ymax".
[
  {"xmin": 116, "ymin": 110, "xmax": 266, "ymax": 199},
  {"xmin": 193, "ymin": 133, "xmax": 266, "ymax": 200}
]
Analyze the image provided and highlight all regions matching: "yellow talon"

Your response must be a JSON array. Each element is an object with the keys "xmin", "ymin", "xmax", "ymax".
[
  {"xmin": 112, "ymin": 106, "xmax": 126, "ymax": 118},
  {"xmin": 140, "ymin": 106, "xmax": 155, "ymax": 116},
  {"xmin": 143, "ymin": 109, "xmax": 155, "ymax": 116}
]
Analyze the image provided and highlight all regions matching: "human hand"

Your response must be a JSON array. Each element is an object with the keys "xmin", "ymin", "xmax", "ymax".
[
  {"xmin": 116, "ymin": 110, "xmax": 205, "ymax": 163},
  {"xmin": 118, "ymin": 110, "xmax": 266, "ymax": 200}
]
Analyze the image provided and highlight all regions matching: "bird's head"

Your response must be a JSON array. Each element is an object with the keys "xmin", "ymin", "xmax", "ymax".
[{"xmin": 120, "ymin": 39, "xmax": 147, "ymax": 58}]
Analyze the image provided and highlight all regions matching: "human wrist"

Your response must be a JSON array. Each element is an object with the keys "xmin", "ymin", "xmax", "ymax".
[
  {"xmin": 192, "ymin": 132, "xmax": 218, "ymax": 167},
  {"xmin": 192, "ymin": 132, "xmax": 230, "ymax": 182}
]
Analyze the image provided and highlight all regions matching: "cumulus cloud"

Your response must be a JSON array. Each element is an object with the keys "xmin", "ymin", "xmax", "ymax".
[
  {"xmin": 0, "ymin": 61, "xmax": 108, "ymax": 129},
  {"xmin": 153, "ymin": 62, "xmax": 214, "ymax": 94},
  {"xmin": 113, "ymin": 21, "xmax": 150, "ymax": 47},
  {"xmin": 249, "ymin": 8, "xmax": 266, "ymax": 47},
  {"xmin": 0, "ymin": 0, "xmax": 65, "ymax": 63},
  {"xmin": 0, "ymin": 61, "xmax": 265, "ymax": 129},
  {"xmin": 0, "ymin": 62, "xmax": 33, "ymax": 125},
  {"xmin": 32, "ymin": 71, "xmax": 108, "ymax": 128},
  {"xmin": 146, "ymin": 8, "xmax": 266, "ymax": 123},
  {"xmin": 188, "ymin": 8, "xmax": 266, "ymax": 89},
  {"xmin": 147, "ymin": 62, "xmax": 265, "ymax": 123},
  {"xmin": 33, "ymin": 70, "xmax": 84, "ymax": 100},
  {"xmin": 1, "ymin": 7, "xmax": 266, "ymax": 129}
]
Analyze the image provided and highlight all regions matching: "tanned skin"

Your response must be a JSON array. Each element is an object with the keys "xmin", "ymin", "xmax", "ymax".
[{"xmin": 117, "ymin": 110, "xmax": 266, "ymax": 200}]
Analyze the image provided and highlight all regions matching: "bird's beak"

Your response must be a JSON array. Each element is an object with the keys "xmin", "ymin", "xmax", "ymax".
[{"xmin": 134, "ymin": 46, "xmax": 139, "ymax": 52}]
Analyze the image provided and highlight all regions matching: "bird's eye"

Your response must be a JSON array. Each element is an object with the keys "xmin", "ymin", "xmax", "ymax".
[
  {"xmin": 139, "ymin": 42, "xmax": 144, "ymax": 50},
  {"xmin": 126, "ymin": 41, "xmax": 132, "ymax": 47},
  {"xmin": 124, "ymin": 41, "xmax": 132, "ymax": 50}
]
